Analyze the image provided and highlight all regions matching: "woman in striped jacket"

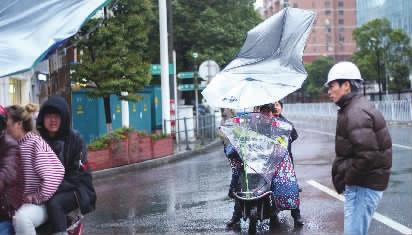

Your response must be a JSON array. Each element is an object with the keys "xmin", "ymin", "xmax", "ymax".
[{"xmin": 6, "ymin": 104, "xmax": 65, "ymax": 235}]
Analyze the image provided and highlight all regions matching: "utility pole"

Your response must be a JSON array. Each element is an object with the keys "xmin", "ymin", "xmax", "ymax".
[
  {"xmin": 167, "ymin": 0, "xmax": 174, "ymax": 99},
  {"xmin": 377, "ymin": 49, "xmax": 382, "ymax": 101},
  {"xmin": 192, "ymin": 52, "xmax": 199, "ymax": 133},
  {"xmin": 159, "ymin": 0, "xmax": 171, "ymax": 134}
]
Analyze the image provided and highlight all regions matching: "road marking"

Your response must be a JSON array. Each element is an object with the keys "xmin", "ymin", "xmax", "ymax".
[
  {"xmin": 307, "ymin": 180, "xmax": 412, "ymax": 235},
  {"xmin": 300, "ymin": 128, "xmax": 412, "ymax": 150}
]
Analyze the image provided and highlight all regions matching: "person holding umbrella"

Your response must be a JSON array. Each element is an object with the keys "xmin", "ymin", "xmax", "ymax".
[{"xmin": 272, "ymin": 101, "xmax": 304, "ymax": 226}]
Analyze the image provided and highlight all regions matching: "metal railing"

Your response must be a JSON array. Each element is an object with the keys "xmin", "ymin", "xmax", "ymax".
[
  {"xmin": 164, "ymin": 113, "xmax": 218, "ymax": 151},
  {"xmin": 284, "ymin": 100, "xmax": 412, "ymax": 122}
]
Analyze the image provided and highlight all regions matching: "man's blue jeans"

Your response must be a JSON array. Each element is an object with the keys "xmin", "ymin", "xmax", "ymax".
[
  {"xmin": 0, "ymin": 220, "xmax": 14, "ymax": 235},
  {"xmin": 344, "ymin": 185, "xmax": 383, "ymax": 235}
]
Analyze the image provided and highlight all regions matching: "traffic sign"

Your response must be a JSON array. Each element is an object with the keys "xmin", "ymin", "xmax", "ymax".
[
  {"xmin": 151, "ymin": 64, "xmax": 174, "ymax": 75},
  {"xmin": 177, "ymin": 72, "xmax": 194, "ymax": 79},
  {"xmin": 198, "ymin": 60, "xmax": 220, "ymax": 81},
  {"xmin": 177, "ymin": 83, "xmax": 206, "ymax": 91}
]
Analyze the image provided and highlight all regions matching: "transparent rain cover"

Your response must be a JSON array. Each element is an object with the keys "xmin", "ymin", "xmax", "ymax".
[{"xmin": 220, "ymin": 113, "xmax": 292, "ymax": 198}]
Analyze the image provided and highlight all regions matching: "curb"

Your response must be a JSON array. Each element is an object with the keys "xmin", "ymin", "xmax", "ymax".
[{"xmin": 93, "ymin": 139, "xmax": 222, "ymax": 179}]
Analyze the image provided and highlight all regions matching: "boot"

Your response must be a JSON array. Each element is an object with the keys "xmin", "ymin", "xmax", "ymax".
[
  {"xmin": 269, "ymin": 213, "xmax": 280, "ymax": 228},
  {"xmin": 291, "ymin": 209, "xmax": 304, "ymax": 227},
  {"xmin": 226, "ymin": 217, "xmax": 241, "ymax": 230}
]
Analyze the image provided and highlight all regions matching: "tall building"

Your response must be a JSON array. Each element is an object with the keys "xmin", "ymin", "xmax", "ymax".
[
  {"xmin": 263, "ymin": 0, "xmax": 357, "ymax": 63},
  {"xmin": 357, "ymin": 0, "xmax": 412, "ymax": 40}
]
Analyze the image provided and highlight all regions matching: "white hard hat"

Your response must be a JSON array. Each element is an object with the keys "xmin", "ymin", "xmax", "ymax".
[{"xmin": 325, "ymin": 61, "xmax": 363, "ymax": 87}]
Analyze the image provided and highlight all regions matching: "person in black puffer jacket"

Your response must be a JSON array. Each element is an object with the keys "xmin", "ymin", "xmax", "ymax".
[{"xmin": 36, "ymin": 96, "xmax": 96, "ymax": 235}]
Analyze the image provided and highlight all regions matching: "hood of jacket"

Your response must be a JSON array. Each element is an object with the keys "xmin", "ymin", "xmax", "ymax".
[{"xmin": 37, "ymin": 96, "xmax": 71, "ymax": 140}]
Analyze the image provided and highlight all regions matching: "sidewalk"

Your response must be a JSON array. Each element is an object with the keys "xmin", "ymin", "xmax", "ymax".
[{"xmin": 93, "ymin": 138, "xmax": 221, "ymax": 179}]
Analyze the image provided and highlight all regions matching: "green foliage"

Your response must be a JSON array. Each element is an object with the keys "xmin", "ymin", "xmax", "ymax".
[
  {"xmin": 114, "ymin": 127, "xmax": 135, "ymax": 136},
  {"xmin": 88, "ymin": 128, "xmax": 127, "ymax": 151},
  {"xmin": 172, "ymin": 0, "xmax": 262, "ymax": 71},
  {"xmin": 352, "ymin": 18, "xmax": 412, "ymax": 91},
  {"xmin": 151, "ymin": 133, "xmax": 170, "ymax": 141},
  {"xmin": 303, "ymin": 57, "xmax": 335, "ymax": 96},
  {"xmin": 88, "ymin": 138, "xmax": 108, "ymax": 151},
  {"xmin": 72, "ymin": 0, "xmax": 156, "ymax": 101}
]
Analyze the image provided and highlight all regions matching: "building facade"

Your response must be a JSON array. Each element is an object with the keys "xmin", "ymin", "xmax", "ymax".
[
  {"xmin": 263, "ymin": 0, "xmax": 357, "ymax": 63},
  {"xmin": 357, "ymin": 0, "xmax": 412, "ymax": 41}
]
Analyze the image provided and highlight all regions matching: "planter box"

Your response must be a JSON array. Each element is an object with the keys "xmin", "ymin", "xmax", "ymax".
[
  {"xmin": 138, "ymin": 136, "xmax": 152, "ymax": 161},
  {"xmin": 152, "ymin": 137, "xmax": 174, "ymax": 158},
  {"xmin": 110, "ymin": 139, "xmax": 129, "ymax": 167},
  {"xmin": 128, "ymin": 132, "xmax": 140, "ymax": 164},
  {"xmin": 88, "ymin": 149, "xmax": 111, "ymax": 171}
]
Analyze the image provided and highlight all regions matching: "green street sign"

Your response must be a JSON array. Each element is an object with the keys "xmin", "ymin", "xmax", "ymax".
[
  {"xmin": 177, "ymin": 72, "xmax": 194, "ymax": 79},
  {"xmin": 151, "ymin": 64, "xmax": 174, "ymax": 75},
  {"xmin": 177, "ymin": 83, "xmax": 206, "ymax": 91}
]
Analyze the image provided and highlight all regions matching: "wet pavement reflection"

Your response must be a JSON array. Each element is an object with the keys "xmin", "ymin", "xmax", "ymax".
[{"xmin": 84, "ymin": 119, "xmax": 411, "ymax": 234}]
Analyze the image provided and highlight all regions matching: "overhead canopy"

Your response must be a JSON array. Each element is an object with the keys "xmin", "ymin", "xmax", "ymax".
[
  {"xmin": 202, "ymin": 7, "xmax": 316, "ymax": 109},
  {"xmin": 0, "ymin": 0, "xmax": 112, "ymax": 78}
]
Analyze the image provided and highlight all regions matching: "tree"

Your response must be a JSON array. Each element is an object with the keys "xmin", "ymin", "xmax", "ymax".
[
  {"xmin": 172, "ymin": 0, "xmax": 262, "ymax": 71},
  {"xmin": 72, "ymin": 0, "xmax": 155, "ymax": 131},
  {"xmin": 352, "ymin": 18, "xmax": 412, "ymax": 98},
  {"xmin": 303, "ymin": 56, "xmax": 335, "ymax": 97}
]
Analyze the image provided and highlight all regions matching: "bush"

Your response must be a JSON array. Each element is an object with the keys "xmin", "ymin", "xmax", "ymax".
[
  {"xmin": 151, "ymin": 133, "xmax": 170, "ymax": 141},
  {"xmin": 88, "ymin": 138, "xmax": 108, "ymax": 151},
  {"xmin": 88, "ymin": 128, "xmax": 129, "ymax": 150}
]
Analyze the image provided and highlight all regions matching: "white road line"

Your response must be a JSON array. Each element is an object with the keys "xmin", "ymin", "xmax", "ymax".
[
  {"xmin": 300, "ymin": 128, "xmax": 412, "ymax": 150},
  {"xmin": 307, "ymin": 180, "xmax": 412, "ymax": 235}
]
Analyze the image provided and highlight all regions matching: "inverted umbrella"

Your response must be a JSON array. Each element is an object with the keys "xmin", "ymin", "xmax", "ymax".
[
  {"xmin": 202, "ymin": 7, "xmax": 316, "ymax": 109},
  {"xmin": 0, "ymin": 0, "xmax": 112, "ymax": 78}
]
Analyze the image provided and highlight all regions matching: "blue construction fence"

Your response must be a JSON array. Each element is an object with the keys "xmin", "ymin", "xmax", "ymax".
[{"xmin": 71, "ymin": 86, "xmax": 162, "ymax": 143}]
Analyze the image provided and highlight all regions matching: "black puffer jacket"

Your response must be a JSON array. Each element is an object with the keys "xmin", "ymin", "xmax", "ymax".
[
  {"xmin": 332, "ymin": 93, "xmax": 392, "ymax": 194},
  {"xmin": 37, "ymin": 96, "xmax": 96, "ymax": 214}
]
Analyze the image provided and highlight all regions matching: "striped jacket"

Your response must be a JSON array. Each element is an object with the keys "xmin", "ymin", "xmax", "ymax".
[{"xmin": 17, "ymin": 132, "xmax": 65, "ymax": 204}]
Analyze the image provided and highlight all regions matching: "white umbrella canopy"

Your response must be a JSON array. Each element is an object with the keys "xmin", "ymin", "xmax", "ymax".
[
  {"xmin": 202, "ymin": 7, "xmax": 316, "ymax": 109},
  {"xmin": 0, "ymin": 0, "xmax": 112, "ymax": 78}
]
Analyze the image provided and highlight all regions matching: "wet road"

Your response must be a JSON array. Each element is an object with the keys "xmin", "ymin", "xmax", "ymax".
[{"xmin": 84, "ymin": 119, "xmax": 412, "ymax": 234}]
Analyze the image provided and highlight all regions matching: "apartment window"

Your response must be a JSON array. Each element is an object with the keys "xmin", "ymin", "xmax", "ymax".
[
  {"xmin": 339, "ymin": 19, "xmax": 344, "ymax": 25},
  {"xmin": 338, "ymin": 1, "xmax": 344, "ymax": 7},
  {"xmin": 325, "ymin": 9, "xmax": 331, "ymax": 15},
  {"xmin": 326, "ymin": 35, "xmax": 332, "ymax": 42},
  {"xmin": 339, "ymin": 34, "xmax": 345, "ymax": 42},
  {"xmin": 326, "ymin": 27, "xmax": 332, "ymax": 33},
  {"xmin": 339, "ymin": 27, "xmax": 345, "ymax": 32},
  {"xmin": 339, "ymin": 10, "xmax": 344, "ymax": 16},
  {"xmin": 325, "ymin": 1, "xmax": 331, "ymax": 7},
  {"xmin": 293, "ymin": 3, "xmax": 298, "ymax": 8}
]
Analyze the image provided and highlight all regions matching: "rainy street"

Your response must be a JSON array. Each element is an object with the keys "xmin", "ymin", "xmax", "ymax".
[{"xmin": 84, "ymin": 119, "xmax": 412, "ymax": 235}]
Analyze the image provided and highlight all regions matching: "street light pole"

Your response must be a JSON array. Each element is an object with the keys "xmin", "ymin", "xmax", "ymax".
[
  {"xmin": 192, "ymin": 52, "xmax": 199, "ymax": 135},
  {"xmin": 371, "ymin": 37, "xmax": 383, "ymax": 101},
  {"xmin": 377, "ymin": 49, "xmax": 382, "ymax": 101},
  {"xmin": 159, "ymin": 0, "xmax": 171, "ymax": 134}
]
